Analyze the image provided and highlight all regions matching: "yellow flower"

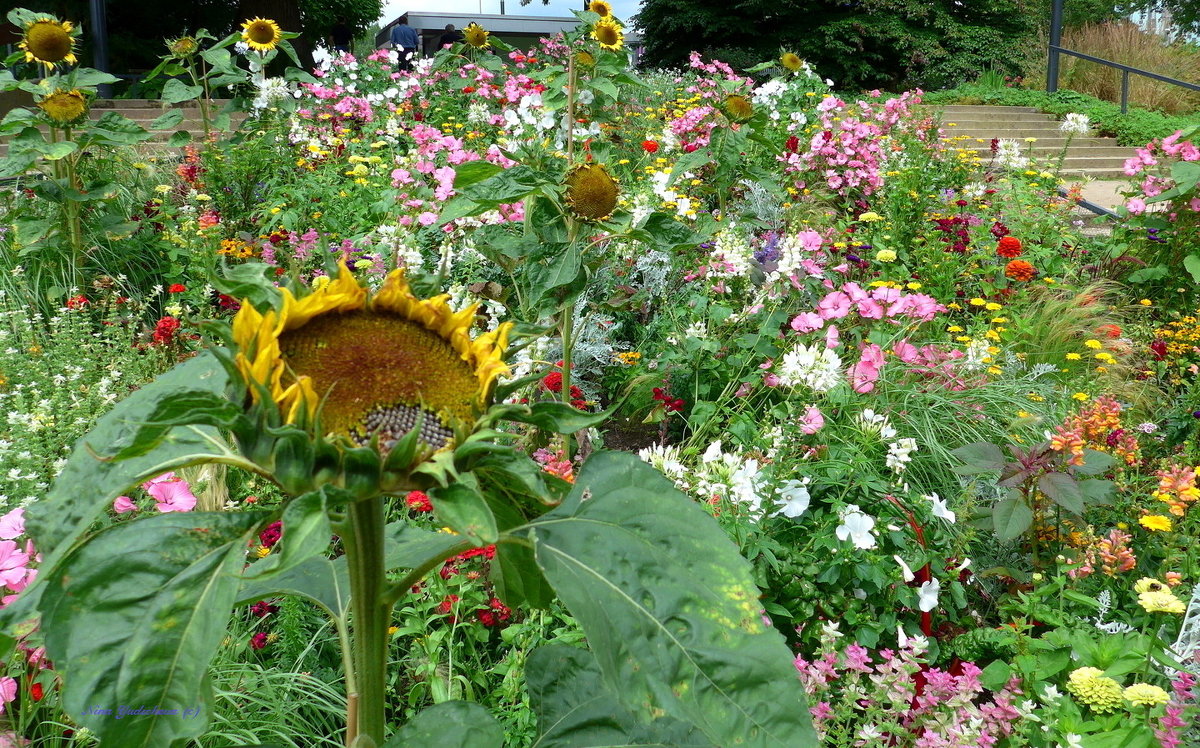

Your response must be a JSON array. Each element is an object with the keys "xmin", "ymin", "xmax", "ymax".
[
  {"xmin": 564, "ymin": 163, "xmax": 619, "ymax": 221},
  {"xmin": 1139, "ymin": 515, "xmax": 1172, "ymax": 532},
  {"xmin": 874, "ymin": 249, "xmax": 897, "ymax": 263},
  {"xmin": 724, "ymin": 94, "xmax": 753, "ymax": 122},
  {"xmin": 969, "ymin": 298, "xmax": 986, "ymax": 306},
  {"xmin": 241, "ymin": 17, "xmax": 283, "ymax": 52},
  {"xmin": 1066, "ymin": 353, "xmax": 1081, "ymax": 360},
  {"xmin": 1138, "ymin": 589, "xmax": 1186, "ymax": 614},
  {"xmin": 1134, "ymin": 577, "xmax": 1167, "ymax": 594},
  {"xmin": 1072, "ymin": 392, "xmax": 1089, "ymax": 401},
  {"xmin": 168, "ymin": 35, "xmax": 199, "ymax": 58},
  {"xmin": 985, "ymin": 302, "xmax": 1003, "ymax": 311},
  {"xmin": 19, "ymin": 16, "xmax": 78, "ymax": 69},
  {"xmin": 588, "ymin": 0, "xmax": 613, "ymax": 16},
  {"xmin": 858, "ymin": 211, "xmax": 883, "ymax": 222},
  {"xmin": 591, "ymin": 17, "xmax": 624, "ymax": 52},
  {"xmin": 1123, "ymin": 683, "xmax": 1169, "ymax": 707},
  {"xmin": 230, "ymin": 263, "xmax": 511, "ymax": 452},
  {"xmin": 37, "ymin": 89, "xmax": 87, "ymax": 125},
  {"xmin": 1066, "ymin": 667, "xmax": 1123, "ymax": 712},
  {"xmin": 780, "ymin": 52, "xmax": 803, "ymax": 72},
  {"xmin": 1140, "ymin": 299, "xmax": 1153, "ymax": 306},
  {"xmin": 1084, "ymin": 339, "xmax": 1103, "ymax": 349},
  {"xmin": 463, "ymin": 22, "xmax": 490, "ymax": 49}
]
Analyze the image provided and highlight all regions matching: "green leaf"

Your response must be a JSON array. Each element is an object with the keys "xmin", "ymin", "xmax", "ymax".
[
  {"xmin": 385, "ymin": 700, "xmax": 502, "ymax": 747},
  {"xmin": 384, "ymin": 522, "xmax": 468, "ymax": 571},
  {"xmin": 1073, "ymin": 449, "xmax": 1115, "ymax": 475},
  {"xmin": 13, "ymin": 217, "xmax": 54, "ymax": 246},
  {"xmin": 527, "ymin": 645, "xmax": 713, "ymax": 747},
  {"xmin": 493, "ymin": 401, "xmax": 613, "ymax": 434},
  {"xmin": 8, "ymin": 354, "xmax": 235, "ymax": 625},
  {"xmin": 237, "ymin": 556, "xmax": 349, "ymax": 620},
  {"xmin": 461, "ymin": 164, "xmax": 541, "ymax": 204},
  {"xmin": 979, "ymin": 660, "xmax": 1011, "ymax": 691},
  {"xmin": 148, "ymin": 109, "xmax": 184, "ymax": 132},
  {"xmin": 242, "ymin": 490, "xmax": 331, "ymax": 581},
  {"xmin": 1185, "ymin": 254, "xmax": 1200, "ymax": 284},
  {"xmin": 41, "ymin": 511, "xmax": 264, "ymax": 747},
  {"xmin": 528, "ymin": 451, "xmax": 815, "ymax": 747},
  {"xmin": 492, "ymin": 538, "xmax": 555, "ymax": 610},
  {"xmin": 1038, "ymin": 472, "xmax": 1083, "ymax": 514},
  {"xmin": 1127, "ymin": 265, "xmax": 1168, "ymax": 283},
  {"xmin": 992, "ymin": 497, "xmax": 1033, "ymax": 541},
  {"xmin": 1078, "ymin": 478, "xmax": 1115, "ymax": 506},
  {"xmin": 71, "ymin": 69, "xmax": 120, "ymax": 88},
  {"xmin": 430, "ymin": 482, "xmax": 498, "ymax": 545},
  {"xmin": 631, "ymin": 212, "xmax": 703, "ymax": 252},
  {"xmin": 211, "ymin": 262, "xmax": 282, "ymax": 312},
  {"xmin": 167, "ymin": 130, "xmax": 193, "ymax": 147},
  {"xmin": 951, "ymin": 442, "xmax": 1006, "ymax": 474},
  {"xmin": 162, "ymin": 79, "xmax": 204, "ymax": 104},
  {"xmin": 110, "ymin": 390, "xmax": 244, "ymax": 460},
  {"xmin": 452, "ymin": 160, "xmax": 503, "ymax": 189}
]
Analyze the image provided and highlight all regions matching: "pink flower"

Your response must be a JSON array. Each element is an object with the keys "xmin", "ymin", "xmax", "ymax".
[
  {"xmin": 824, "ymin": 324, "xmax": 840, "ymax": 349},
  {"xmin": 801, "ymin": 405, "xmax": 825, "ymax": 434},
  {"xmin": 790, "ymin": 312, "xmax": 824, "ymax": 333},
  {"xmin": 856, "ymin": 298, "xmax": 885, "ymax": 319},
  {"xmin": 849, "ymin": 343, "xmax": 885, "ymax": 393},
  {"xmin": 893, "ymin": 338, "xmax": 920, "ymax": 363},
  {"xmin": 0, "ymin": 542, "xmax": 29, "ymax": 589},
  {"xmin": 763, "ymin": 373, "xmax": 781, "ymax": 387},
  {"xmin": 113, "ymin": 496, "xmax": 137, "ymax": 514},
  {"xmin": 817, "ymin": 291, "xmax": 851, "ymax": 320},
  {"xmin": 1127, "ymin": 197, "xmax": 1147, "ymax": 215},
  {"xmin": 0, "ymin": 677, "xmax": 14, "ymax": 713},
  {"xmin": 145, "ymin": 478, "xmax": 197, "ymax": 513},
  {"xmin": 0, "ymin": 510, "xmax": 22, "ymax": 541},
  {"xmin": 417, "ymin": 211, "xmax": 439, "ymax": 226}
]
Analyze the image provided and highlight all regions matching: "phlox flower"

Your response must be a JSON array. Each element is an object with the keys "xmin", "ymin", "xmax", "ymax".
[
  {"xmin": 790, "ymin": 312, "xmax": 824, "ymax": 333},
  {"xmin": 1126, "ymin": 197, "xmax": 1147, "ymax": 215},
  {"xmin": 0, "ymin": 542, "xmax": 30, "ymax": 589},
  {"xmin": 0, "ymin": 677, "xmax": 14, "ymax": 713}
]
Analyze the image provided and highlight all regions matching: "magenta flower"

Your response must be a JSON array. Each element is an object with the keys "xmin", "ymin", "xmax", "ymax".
[
  {"xmin": 146, "ymin": 478, "xmax": 197, "ymax": 513},
  {"xmin": 0, "ymin": 542, "xmax": 30, "ymax": 590},
  {"xmin": 1127, "ymin": 197, "xmax": 1147, "ymax": 215},
  {"xmin": 824, "ymin": 324, "xmax": 840, "ymax": 349},
  {"xmin": 817, "ymin": 291, "xmax": 851, "ymax": 320},
  {"xmin": 790, "ymin": 312, "xmax": 824, "ymax": 333},
  {"xmin": 112, "ymin": 496, "xmax": 137, "ymax": 514},
  {"xmin": 801, "ymin": 405, "xmax": 825, "ymax": 434},
  {"xmin": 0, "ymin": 509, "xmax": 23, "ymax": 541}
]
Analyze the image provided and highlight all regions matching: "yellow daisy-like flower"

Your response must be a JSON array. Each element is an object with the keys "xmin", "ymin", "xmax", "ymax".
[
  {"xmin": 1139, "ymin": 515, "xmax": 1172, "ymax": 532},
  {"xmin": 231, "ymin": 263, "xmax": 511, "ymax": 453},
  {"xmin": 241, "ymin": 17, "xmax": 283, "ymax": 52},
  {"xmin": 463, "ymin": 22, "xmax": 490, "ymax": 49},
  {"xmin": 588, "ymin": 0, "xmax": 613, "ymax": 17},
  {"xmin": 724, "ymin": 94, "xmax": 753, "ymax": 122},
  {"xmin": 1066, "ymin": 353, "xmax": 1081, "ymax": 360},
  {"xmin": 564, "ymin": 163, "xmax": 619, "ymax": 221},
  {"xmin": 780, "ymin": 52, "xmax": 803, "ymax": 72},
  {"xmin": 1066, "ymin": 667, "xmax": 1123, "ymax": 713},
  {"xmin": 1084, "ymin": 339, "xmax": 1103, "ymax": 349},
  {"xmin": 37, "ymin": 89, "xmax": 87, "ymax": 125},
  {"xmin": 1138, "ymin": 589, "xmax": 1186, "ymax": 614},
  {"xmin": 1123, "ymin": 683, "xmax": 1169, "ymax": 707},
  {"xmin": 1135, "ymin": 578, "xmax": 1167, "ymax": 594},
  {"xmin": 591, "ymin": 17, "xmax": 624, "ymax": 52},
  {"xmin": 20, "ymin": 17, "xmax": 78, "ymax": 69}
]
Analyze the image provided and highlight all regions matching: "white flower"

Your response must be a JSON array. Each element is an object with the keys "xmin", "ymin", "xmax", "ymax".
[
  {"xmin": 886, "ymin": 438, "xmax": 918, "ymax": 473},
  {"xmin": 995, "ymin": 139, "xmax": 1029, "ymax": 170},
  {"xmin": 1041, "ymin": 684, "xmax": 1063, "ymax": 705},
  {"xmin": 1059, "ymin": 113, "xmax": 1090, "ymax": 135},
  {"xmin": 1059, "ymin": 734, "xmax": 1084, "ymax": 748},
  {"xmin": 701, "ymin": 441, "xmax": 723, "ymax": 463},
  {"xmin": 835, "ymin": 505, "xmax": 876, "ymax": 549},
  {"xmin": 773, "ymin": 479, "xmax": 810, "ymax": 518},
  {"xmin": 894, "ymin": 555, "xmax": 915, "ymax": 583},
  {"xmin": 778, "ymin": 343, "xmax": 842, "ymax": 392},
  {"xmin": 925, "ymin": 492, "xmax": 956, "ymax": 524},
  {"xmin": 857, "ymin": 725, "xmax": 884, "ymax": 741},
  {"xmin": 917, "ymin": 578, "xmax": 940, "ymax": 612}
]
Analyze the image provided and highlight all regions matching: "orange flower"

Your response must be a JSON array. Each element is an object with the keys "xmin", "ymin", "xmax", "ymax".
[
  {"xmin": 1005, "ymin": 260, "xmax": 1036, "ymax": 281},
  {"xmin": 1096, "ymin": 324, "xmax": 1122, "ymax": 338},
  {"xmin": 997, "ymin": 236, "xmax": 1023, "ymax": 258}
]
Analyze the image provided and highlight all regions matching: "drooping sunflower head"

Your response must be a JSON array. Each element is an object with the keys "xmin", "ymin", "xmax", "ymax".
[
  {"xmin": 231, "ymin": 264, "xmax": 510, "ymax": 455},
  {"xmin": 591, "ymin": 18, "xmax": 623, "ymax": 52},
  {"xmin": 574, "ymin": 50, "xmax": 596, "ymax": 68},
  {"xmin": 463, "ymin": 22, "xmax": 490, "ymax": 49},
  {"xmin": 780, "ymin": 52, "xmax": 803, "ymax": 72},
  {"xmin": 38, "ymin": 89, "xmax": 87, "ymax": 125},
  {"xmin": 241, "ymin": 17, "xmax": 283, "ymax": 52},
  {"xmin": 724, "ymin": 94, "xmax": 754, "ymax": 122},
  {"xmin": 20, "ymin": 17, "xmax": 78, "ymax": 69},
  {"xmin": 168, "ymin": 35, "xmax": 199, "ymax": 58},
  {"xmin": 588, "ymin": 0, "xmax": 613, "ymax": 17},
  {"xmin": 564, "ymin": 163, "xmax": 619, "ymax": 222}
]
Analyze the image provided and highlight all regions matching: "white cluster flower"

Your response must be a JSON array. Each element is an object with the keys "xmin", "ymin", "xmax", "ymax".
[
  {"xmin": 1059, "ymin": 113, "xmax": 1091, "ymax": 135},
  {"xmin": 252, "ymin": 77, "xmax": 292, "ymax": 111},
  {"xmin": 502, "ymin": 92, "xmax": 555, "ymax": 137},
  {"xmin": 961, "ymin": 338, "xmax": 991, "ymax": 372},
  {"xmin": 856, "ymin": 408, "xmax": 897, "ymax": 439},
  {"xmin": 695, "ymin": 441, "xmax": 765, "ymax": 515},
  {"xmin": 777, "ymin": 344, "xmax": 842, "ymax": 392},
  {"xmin": 995, "ymin": 139, "xmax": 1029, "ymax": 170},
  {"xmin": 370, "ymin": 223, "xmax": 423, "ymax": 271},
  {"xmin": 886, "ymin": 438, "xmax": 918, "ymax": 473},
  {"xmin": 708, "ymin": 226, "xmax": 753, "ymax": 278},
  {"xmin": 637, "ymin": 444, "xmax": 687, "ymax": 488}
]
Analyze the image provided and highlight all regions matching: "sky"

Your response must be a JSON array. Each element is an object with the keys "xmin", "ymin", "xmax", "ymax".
[{"xmin": 378, "ymin": 0, "xmax": 643, "ymax": 28}]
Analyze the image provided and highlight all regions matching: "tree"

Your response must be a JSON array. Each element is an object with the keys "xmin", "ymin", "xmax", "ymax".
[{"xmin": 635, "ymin": 0, "xmax": 1043, "ymax": 91}]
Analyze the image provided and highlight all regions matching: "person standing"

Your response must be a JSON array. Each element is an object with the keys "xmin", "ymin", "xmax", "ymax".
[
  {"xmin": 389, "ymin": 17, "xmax": 420, "ymax": 70},
  {"xmin": 330, "ymin": 16, "xmax": 352, "ymax": 54},
  {"xmin": 437, "ymin": 24, "xmax": 463, "ymax": 50}
]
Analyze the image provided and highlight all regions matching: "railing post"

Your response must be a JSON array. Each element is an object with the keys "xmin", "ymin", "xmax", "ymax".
[
  {"xmin": 1047, "ymin": 0, "xmax": 1064, "ymax": 93},
  {"xmin": 1121, "ymin": 69, "xmax": 1130, "ymax": 113}
]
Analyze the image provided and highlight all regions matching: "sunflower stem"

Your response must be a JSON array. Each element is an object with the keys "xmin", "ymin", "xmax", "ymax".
[
  {"xmin": 343, "ymin": 496, "xmax": 389, "ymax": 744},
  {"xmin": 559, "ymin": 299, "xmax": 576, "ymax": 453}
]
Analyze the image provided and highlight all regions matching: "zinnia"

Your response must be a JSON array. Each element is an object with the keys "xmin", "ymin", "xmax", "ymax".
[
  {"xmin": 996, "ymin": 236, "xmax": 1023, "ymax": 258},
  {"xmin": 1004, "ymin": 260, "xmax": 1036, "ymax": 281}
]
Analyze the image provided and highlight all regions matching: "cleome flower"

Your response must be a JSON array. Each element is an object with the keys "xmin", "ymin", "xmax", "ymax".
[{"xmin": 230, "ymin": 263, "xmax": 511, "ymax": 459}]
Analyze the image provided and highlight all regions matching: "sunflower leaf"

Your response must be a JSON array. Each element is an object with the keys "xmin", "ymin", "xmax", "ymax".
[
  {"xmin": 493, "ymin": 401, "xmax": 614, "ymax": 434},
  {"xmin": 430, "ymin": 480, "xmax": 498, "ymax": 546},
  {"xmin": 384, "ymin": 701, "xmax": 502, "ymax": 748},
  {"xmin": 161, "ymin": 78, "xmax": 204, "ymax": 104}
]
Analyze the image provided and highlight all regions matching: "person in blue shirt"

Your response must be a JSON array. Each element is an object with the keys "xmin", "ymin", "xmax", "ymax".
[{"xmin": 389, "ymin": 17, "xmax": 420, "ymax": 70}]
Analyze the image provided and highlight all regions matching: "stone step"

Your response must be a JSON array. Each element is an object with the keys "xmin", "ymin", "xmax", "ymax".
[
  {"xmin": 945, "ymin": 123, "xmax": 1079, "ymax": 135},
  {"xmin": 962, "ymin": 145, "xmax": 1132, "ymax": 158},
  {"xmin": 91, "ymin": 98, "xmax": 235, "ymax": 109},
  {"xmin": 925, "ymin": 104, "xmax": 1043, "ymax": 113},
  {"xmin": 1062, "ymin": 167, "xmax": 1131, "ymax": 179}
]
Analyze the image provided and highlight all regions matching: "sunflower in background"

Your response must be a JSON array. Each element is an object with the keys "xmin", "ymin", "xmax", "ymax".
[
  {"xmin": 241, "ymin": 17, "xmax": 283, "ymax": 52},
  {"xmin": 588, "ymin": 0, "xmax": 613, "ymax": 17},
  {"xmin": 19, "ymin": 15, "xmax": 79, "ymax": 69},
  {"xmin": 591, "ymin": 17, "xmax": 623, "ymax": 52},
  {"xmin": 463, "ymin": 22, "xmax": 490, "ymax": 49},
  {"xmin": 780, "ymin": 52, "xmax": 803, "ymax": 72},
  {"xmin": 564, "ymin": 164, "xmax": 619, "ymax": 222}
]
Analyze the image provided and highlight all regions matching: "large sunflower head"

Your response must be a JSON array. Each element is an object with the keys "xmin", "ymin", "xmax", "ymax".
[
  {"xmin": 241, "ymin": 17, "xmax": 283, "ymax": 52},
  {"xmin": 780, "ymin": 52, "xmax": 803, "ymax": 72},
  {"xmin": 231, "ymin": 264, "xmax": 511, "ymax": 457},
  {"xmin": 564, "ymin": 163, "xmax": 619, "ymax": 222},
  {"xmin": 724, "ymin": 94, "xmax": 754, "ymax": 122},
  {"xmin": 19, "ymin": 17, "xmax": 78, "ymax": 69},
  {"xmin": 591, "ymin": 18, "xmax": 624, "ymax": 52},
  {"xmin": 463, "ymin": 22, "xmax": 490, "ymax": 49},
  {"xmin": 588, "ymin": 0, "xmax": 613, "ymax": 17},
  {"xmin": 38, "ymin": 89, "xmax": 87, "ymax": 125}
]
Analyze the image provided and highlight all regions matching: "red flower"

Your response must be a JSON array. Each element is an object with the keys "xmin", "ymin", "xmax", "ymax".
[
  {"xmin": 436, "ymin": 594, "xmax": 460, "ymax": 615},
  {"xmin": 249, "ymin": 632, "xmax": 269, "ymax": 650},
  {"xmin": 1004, "ymin": 260, "xmax": 1036, "ymax": 282},
  {"xmin": 541, "ymin": 371, "xmax": 563, "ymax": 393},
  {"xmin": 217, "ymin": 294, "xmax": 241, "ymax": 311},
  {"xmin": 996, "ymin": 236, "xmax": 1023, "ymax": 258},
  {"xmin": 152, "ymin": 316, "xmax": 181, "ymax": 346},
  {"xmin": 477, "ymin": 597, "xmax": 511, "ymax": 627},
  {"xmin": 785, "ymin": 135, "xmax": 799, "ymax": 153},
  {"xmin": 31, "ymin": 682, "xmax": 43, "ymax": 701},
  {"xmin": 642, "ymin": 139, "xmax": 659, "ymax": 153},
  {"xmin": 66, "ymin": 295, "xmax": 89, "ymax": 310},
  {"xmin": 1150, "ymin": 339, "xmax": 1168, "ymax": 360},
  {"xmin": 250, "ymin": 600, "xmax": 278, "ymax": 618},
  {"xmin": 1096, "ymin": 324, "xmax": 1122, "ymax": 338},
  {"xmin": 406, "ymin": 490, "xmax": 433, "ymax": 512},
  {"xmin": 258, "ymin": 520, "xmax": 282, "ymax": 548},
  {"xmin": 168, "ymin": 283, "xmax": 187, "ymax": 293},
  {"xmin": 990, "ymin": 221, "xmax": 1009, "ymax": 239},
  {"xmin": 462, "ymin": 86, "xmax": 476, "ymax": 94}
]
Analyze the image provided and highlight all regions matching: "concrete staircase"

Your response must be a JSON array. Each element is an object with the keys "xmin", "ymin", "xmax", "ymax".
[
  {"xmin": 934, "ymin": 105, "xmax": 1133, "ymax": 180},
  {"xmin": 0, "ymin": 98, "xmax": 246, "ymax": 160}
]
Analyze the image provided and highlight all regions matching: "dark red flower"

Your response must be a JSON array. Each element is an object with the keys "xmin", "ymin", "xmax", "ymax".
[
  {"xmin": 258, "ymin": 520, "xmax": 282, "ymax": 549},
  {"xmin": 541, "ymin": 371, "xmax": 563, "ymax": 393},
  {"xmin": 436, "ymin": 594, "xmax": 460, "ymax": 615},
  {"xmin": 1150, "ymin": 339, "xmax": 1168, "ymax": 360},
  {"xmin": 990, "ymin": 221, "xmax": 1009, "ymax": 239},
  {"xmin": 217, "ymin": 294, "xmax": 241, "ymax": 311},
  {"xmin": 250, "ymin": 632, "xmax": 269, "ymax": 650},
  {"xmin": 785, "ymin": 135, "xmax": 799, "ymax": 153},
  {"xmin": 250, "ymin": 600, "xmax": 278, "ymax": 618},
  {"xmin": 152, "ymin": 316, "xmax": 181, "ymax": 346}
]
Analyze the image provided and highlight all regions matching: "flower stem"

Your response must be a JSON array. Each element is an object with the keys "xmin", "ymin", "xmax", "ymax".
[{"xmin": 343, "ymin": 496, "xmax": 389, "ymax": 744}]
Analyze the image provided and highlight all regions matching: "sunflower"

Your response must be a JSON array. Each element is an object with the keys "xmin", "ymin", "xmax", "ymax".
[
  {"xmin": 168, "ymin": 36, "xmax": 199, "ymax": 58},
  {"xmin": 38, "ymin": 89, "xmax": 87, "ymax": 125},
  {"xmin": 20, "ymin": 17, "xmax": 78, "ymax": 69},
  {"xmin": 241, "ymin": 17, "xmax": 283, "ymax": 52},
  {"xmin": 463, "ymin": 22, "xmax": 490, "ymax": 49},
  {"xmin": 588, "ymin": 0, "xmax": 613, "ymax": 17},
  {"xmin": 591, "ymin": 18, "xmax": 624, "ymax": 52},
  {"xmin": 574, "ymin": 50, "xmax": 596, "ymax": 68},
  {"xmin": 564, "ymin": 163, "xmax": 619, "ymax": 221},
  {"xmin": 780, "ymin": 52, "xmax": 803, "ymax": 72},
  {"xmin": 231, "ymin": 264, "xmax": 510, "ymax": 453},
  {"xmin": 724, "ymin": 94, "xmax": 754, "ymax": 122}
]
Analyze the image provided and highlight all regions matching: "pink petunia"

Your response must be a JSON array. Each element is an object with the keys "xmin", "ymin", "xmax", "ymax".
[
  {"xmin": 0, "ymin": 510, "xmax": 23, "ymax": 541},
  {"xmin": 113, "ymin": 496, "xmax": 137, "ymax": 514},
  {"xmin": 1127, "ymin": 197, "xmax": 1147, "ymax": 215},
  {"xmin": 849, "ymin": 343, "xmax": 885, "ymax": 393},
  {"xmin": 0, "ymin": 542, "xmax": 29, "ymax": 589},
  {"xmin": 824, "ymin": 324, "xmax": 840, "ymax": 349},
  {"xmin": 857, "ymin": 298, "xmax": 885, "ymax": 319},
  {"xmin": 146, "ymin": 479, "xmax": 197, "ymax": 513},
  {"xmin": 892, "ymin": 338, "xmax": 920, "ymax": 363},
  {"xmin": 0, "ymin": 677, "xmax": 14, "ymax": 713}
]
